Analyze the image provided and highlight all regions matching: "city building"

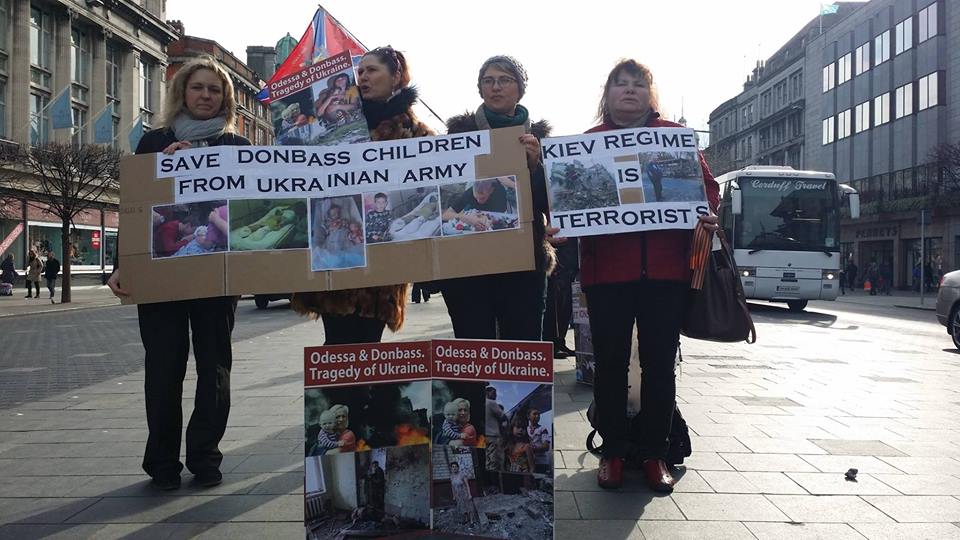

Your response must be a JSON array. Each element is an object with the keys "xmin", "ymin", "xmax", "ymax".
[
  {"xmin": 166, "ymin": 30, "xmax": 274, "ymax": 146},
  {"xmin": 706, "ymin": 3, "xmax": 865, "ymax": 177},
  {"xmin": 706, "ymin": 0, "xmax": 956, "ymax": 290},
  {"xmin": 0, "ymin": 0, "xmax": 177, "ymax": 274},
  {"xmin": 806, "ymin": 0, "xmax": 955, "ymax": 290},
  {"xmin": 245, "ymin": 45, "xmax": 276, "ymax": 81}
]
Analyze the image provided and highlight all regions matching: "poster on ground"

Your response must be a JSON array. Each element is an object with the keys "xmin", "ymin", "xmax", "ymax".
[
  {"xmin": 303, "ymin": 339, "xmax": 554, "ymax": 539},
  {"xmin": 542, "ymin": 127, "xmax": 711, "ymax": 238}
]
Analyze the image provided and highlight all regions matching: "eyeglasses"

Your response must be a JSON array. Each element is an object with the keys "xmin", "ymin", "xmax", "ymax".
[{"xmin": 480, "ymin": 77, "xmax": 517, "ymax": 88}]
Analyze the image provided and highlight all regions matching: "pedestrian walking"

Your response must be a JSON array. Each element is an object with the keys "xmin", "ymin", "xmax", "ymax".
[
  {"xmin": 581, "ymin": 59, "xmax": 720, "ymax": 492},
  {"xmin": 106, "ymin": 56, "xmax": 250, "ymax": 491},
  {"xmin": 438, "ymin": 55, "xmax": 558, "ymax": 341},
  {"xmin": 24, "ymin": 250, "xmax": 43, "ymax": 298},
  {"xmin": 867, "ymin": 259, "xmax": 879, "ymax": 296},
  {"xmin": 0, "ymin": 253, "xmax": 15, "ymax": 285},
  {"xmin": 291, "ymin": 46, "xmax": 434, "ymax": 345},
  {"xmin": 43, "ymin": 251, "xmax": 60, "ymax": 303},
  {"xmin": 846, "ymin": 259, "xmax": 858, "ymax": 291}
]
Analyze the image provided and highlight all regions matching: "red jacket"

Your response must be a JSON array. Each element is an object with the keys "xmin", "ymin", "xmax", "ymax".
[{"xmin": 579, "ymin": 116, "xmax": 720, "ymax": 287}]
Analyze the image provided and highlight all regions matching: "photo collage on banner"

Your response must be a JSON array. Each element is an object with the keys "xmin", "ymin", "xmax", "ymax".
[{"xmin": 303, "ymin": 339, "xmax": 554, "ymax": 539}]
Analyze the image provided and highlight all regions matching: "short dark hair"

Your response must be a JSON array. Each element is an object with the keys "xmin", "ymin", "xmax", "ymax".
[{"xmin": 374, "ymin": 193, "xmax": 387, "ymax": 200}]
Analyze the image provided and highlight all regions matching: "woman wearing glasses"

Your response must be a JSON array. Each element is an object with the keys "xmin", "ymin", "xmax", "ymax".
[{"xmin": 439, "ymin": 55, "xmax": 557, "ymax": 340}]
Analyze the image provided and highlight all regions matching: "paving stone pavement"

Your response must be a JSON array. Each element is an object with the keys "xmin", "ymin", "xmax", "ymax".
[{"xmin": 1, "ymin": 293, "xmax": 960, "ymax": 538}]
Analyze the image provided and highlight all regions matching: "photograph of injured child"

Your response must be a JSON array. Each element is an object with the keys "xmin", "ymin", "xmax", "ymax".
[
  {"xmin": 362, "ymin": 187, "xmax": 442, "ymax": 244},
  {"xmin": 151, "ymin": 201, "xmax": 229, "ymax": 259},
  {"xmin": 432, "ymin": 380, "xmax": 486, "ymax": 448},
  {"xmin": 228, "ymin": 198, "xmax": 308, "ymax": 251},
  {"xmin": 439, "ymin": 176, "xmax": 519, "ymax": 236},
  {"xmin": 309, "ymin": 195, "xmax": 367, "ymax": 271}
]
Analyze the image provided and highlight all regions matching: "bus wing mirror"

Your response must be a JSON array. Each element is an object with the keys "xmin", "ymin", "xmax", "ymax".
[
  {"xmin": 848, "ymin": 192, "xmax": 860, "ymax": 219},
  {"xmin": 732, "ymin": 189, "xmax": 742, "ymax": 215}
]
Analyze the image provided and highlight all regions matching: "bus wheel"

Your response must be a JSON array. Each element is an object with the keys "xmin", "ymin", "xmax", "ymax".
[{"xmin": 787, "ymin": 300, "xmax": 808, "ymax": 312}]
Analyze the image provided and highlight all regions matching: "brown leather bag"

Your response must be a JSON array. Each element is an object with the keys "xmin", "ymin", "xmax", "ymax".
[{"xmin": 682, "ymin": 225, "xmax": 756, "ymax": 343}]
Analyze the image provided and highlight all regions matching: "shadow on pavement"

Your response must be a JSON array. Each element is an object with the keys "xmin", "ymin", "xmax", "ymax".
[{"xmin": 747, "ymin": 302, "xmax": 843, "ymax": 329}]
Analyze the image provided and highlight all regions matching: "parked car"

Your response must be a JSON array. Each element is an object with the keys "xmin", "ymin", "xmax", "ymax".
[
  {"xmin": 254, "ymin": 293, "xmax": 291, "ymax": 309},
  {"xmin": 936, "ymin": 270, "xmax": 960, "ymax": 349}
]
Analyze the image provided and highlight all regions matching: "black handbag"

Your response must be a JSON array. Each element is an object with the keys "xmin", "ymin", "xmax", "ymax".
[{"xmin": 681, "ymin": 227, "xmax": 756, "ymax": 343}]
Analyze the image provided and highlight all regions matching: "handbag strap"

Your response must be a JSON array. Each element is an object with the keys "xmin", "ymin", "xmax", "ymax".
[{"xmin": 716, "ymin": 231, "xmax": 758, "ymax": 344}]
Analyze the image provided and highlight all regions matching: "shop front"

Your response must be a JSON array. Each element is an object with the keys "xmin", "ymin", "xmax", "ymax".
[{"xmin": 0, "ymin": 200, "xmax": 118, "ymax": 274}]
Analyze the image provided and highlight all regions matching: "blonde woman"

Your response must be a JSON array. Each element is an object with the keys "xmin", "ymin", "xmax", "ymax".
[{"xmin": 106, "ymin": 56, "xmax": 250, "ymax": 491}]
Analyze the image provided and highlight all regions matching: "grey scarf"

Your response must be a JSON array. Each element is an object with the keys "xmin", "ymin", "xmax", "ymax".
[{"xmin": 172, "ymin": 112, "xmax": 227, "ymax": 145}]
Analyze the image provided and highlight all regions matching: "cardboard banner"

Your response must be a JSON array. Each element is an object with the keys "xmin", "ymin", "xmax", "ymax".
[
  {"xmin": 118, "ymin": 126, "xmax": 534, "ymax": 304},
  {"xmin": 303, "ymin": 339, "xmax": 554, "ymax": 539},
  {"xmin": 542, "ymin": 126, "xmax": 710, "ymax": 238}
]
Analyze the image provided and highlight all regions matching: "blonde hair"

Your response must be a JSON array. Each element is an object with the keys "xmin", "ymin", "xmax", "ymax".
[
  {"xmin": 596, "ymin": 59, "xmax": 661, "ymax": 124},
  {"xmin": 158, "ymin": 56, "xmax": 237, "ymax": 132}
]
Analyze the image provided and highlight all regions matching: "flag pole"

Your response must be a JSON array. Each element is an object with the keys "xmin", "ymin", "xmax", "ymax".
[{"xmin": 318, "ymin": 3, "xmax": 446, "ymax": 126}]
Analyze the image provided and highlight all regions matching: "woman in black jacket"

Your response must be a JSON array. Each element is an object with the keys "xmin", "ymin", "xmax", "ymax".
[
  {"xmin": 439, "ymin": 56, "xmax": 556, "ymax": 341},
  {"xmin": 107, "ymin": 56, "xmax": 249, "ymax": 491}
]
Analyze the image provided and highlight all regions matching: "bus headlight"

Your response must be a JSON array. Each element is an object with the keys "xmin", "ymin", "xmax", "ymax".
[
  {"xmin": 739, "ymin": 267, "xmax": 756, "ymax": 277},
  {"xmin": 822, "ymin": 270, "xmax": 836, "ymax": 280}
]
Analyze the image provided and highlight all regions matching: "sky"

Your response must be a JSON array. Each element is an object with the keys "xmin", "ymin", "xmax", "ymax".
[{"xmin": 166, "ymin": 0, "xmax": 853, "ymax": 138}]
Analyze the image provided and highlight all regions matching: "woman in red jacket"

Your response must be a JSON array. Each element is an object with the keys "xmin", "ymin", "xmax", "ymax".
[{"xmin": 583, "ymin": 60, "xmax": 719, "ymax": 491}]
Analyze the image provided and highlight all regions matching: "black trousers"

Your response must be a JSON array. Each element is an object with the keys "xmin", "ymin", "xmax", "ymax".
[
  {"xmin": 543, "ymin": 270, "xmax": 575, "ymax": 345},
  {"xmin": 584, "ymin": 280, "xmax": 687, "ymax": 460},
  {"xmin": 321, "ymin": 313, "xmax": 386, "ymax": 345},
  {"xmin": 137, "ymin": 296, "xmax": 237, "ymax": 477},
  {"xmin": 411, "ymin": 283, "xmax": 431, "ymax": 303},
  {"xmin": 25, "ymin": 279, "xmax": 40, "ymax": 296},
  {"xmin": 441, "ymin": 271, "xmax": 546, "ymax": 340}
]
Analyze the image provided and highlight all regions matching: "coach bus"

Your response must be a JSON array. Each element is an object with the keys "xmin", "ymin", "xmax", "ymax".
[{"xmin": 716, "ymin": 166, "xmax": 860, "ymax": 312}]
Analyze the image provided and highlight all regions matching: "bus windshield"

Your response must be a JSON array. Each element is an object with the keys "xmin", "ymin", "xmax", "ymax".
[{"xmin": 737, "ymin": 177, "xmax": 839, "ymax": 253}]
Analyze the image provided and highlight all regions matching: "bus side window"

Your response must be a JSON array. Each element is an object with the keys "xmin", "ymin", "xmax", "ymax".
[{"xmin": 719, "ymin": 182, "xmax": 734, "ymax": 241}]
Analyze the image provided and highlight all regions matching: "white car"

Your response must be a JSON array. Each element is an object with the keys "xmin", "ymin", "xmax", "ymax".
[{"xmin": 936, "ymin": 269, "xmax": 960, "ymax": 349}]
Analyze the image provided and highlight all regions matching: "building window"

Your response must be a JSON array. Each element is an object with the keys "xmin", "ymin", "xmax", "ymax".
[
  {"xmin": 895, "ymin": 82, "xmax": 913, "ymax": 118},
  {"xmin": 822, "ymin": 117, "xmax": 835, "ymax": 145},
  {"xmin": 0, "ymin": 78, "xmax": 5, "ymax": 139},
  {"xmin": 139, "ymin": 58, "xmax": 154, "ymax": 127},
  {"xmin": 761, "ymin": 90, "xmax": 772, "ymax": 117},
  {"xmin": 789, "ymin": 70, "xmax": 802, "ymax": 100},
  {"xmin": 874, "ymin": 30, "xmax": 890, "ymax": 66},
  {"xmin": 855, "ymin": 101, "xmax": 870, "ymax": 133},
  {"xmin": 837, "ymin": 109, "xmax": 851, "ymax": 140},
  {"xmin": 30, "ymin": 6, "xmax": 53, "ymax": 88},
  {"xmin": 71, "ymin": 106, "xmax": 87, "ymax": 145},
  {"xmin": 874, "ymin": 93, "xmax": 890, "ymax": 126},
  {"xmin": 895, "ymin": 17, "xmax": 912, "ymax": 55},
  {"xmin": 30, "ymin": 92, "xmax": 50, "ymax": 145},
  {"xmin": 0, "ymin": 0, "xmax": 10, "ymax": 54},
  {"xmin": 919, "ymin": 2, "xmax": 937, "ymax": 43},
  {"xmin": 106, "ymin": 44, "xmax": 122, "ymax": 105},
  {"xmin": 855, "ymin": 43, "xmax": 870, "ymax": 75},
  {"xmin": 71, "ymin": 28, "xmax": 91, "ymax": 104},
  {"xmin": 918, "ymin": 72, "xmax": 938, "ymax": 110},
  {"xmin": 837, "ymin": 53, "xmax": 852, "ymax": 85},
  {"xmin": 822, "ymin": 63, "xmax": 835, "ymax": 92}
]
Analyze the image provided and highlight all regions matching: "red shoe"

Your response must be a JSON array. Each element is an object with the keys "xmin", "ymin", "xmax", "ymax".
[
  {"xmin": 597, "ymin": 456, "xmax": 624, "ymax": 489},
  {"xmin": 643, "ymin": 459, "xmax": 675, "ymax": 493}
]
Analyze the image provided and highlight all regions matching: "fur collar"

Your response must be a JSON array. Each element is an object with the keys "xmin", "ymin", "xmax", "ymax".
[
  {"xmin": 446, "ymin": 110, "xmax": 551, "ymax": 139},
  {"xmin": 363, "ymin": 87, "xmax": 420, "ymax": 129}
]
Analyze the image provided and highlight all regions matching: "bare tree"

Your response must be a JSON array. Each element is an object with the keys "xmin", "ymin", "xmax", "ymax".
[
  {"xmin": 0, "ymin": 142, "xmax": 122, "ymax": 303},
  {"xmin": 704, "ymin": 143, "xmax": 738, "ymax": 177},
  {"xmin": 929, "ymin": 141, "xmax": 960, "ymax": 194}
]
